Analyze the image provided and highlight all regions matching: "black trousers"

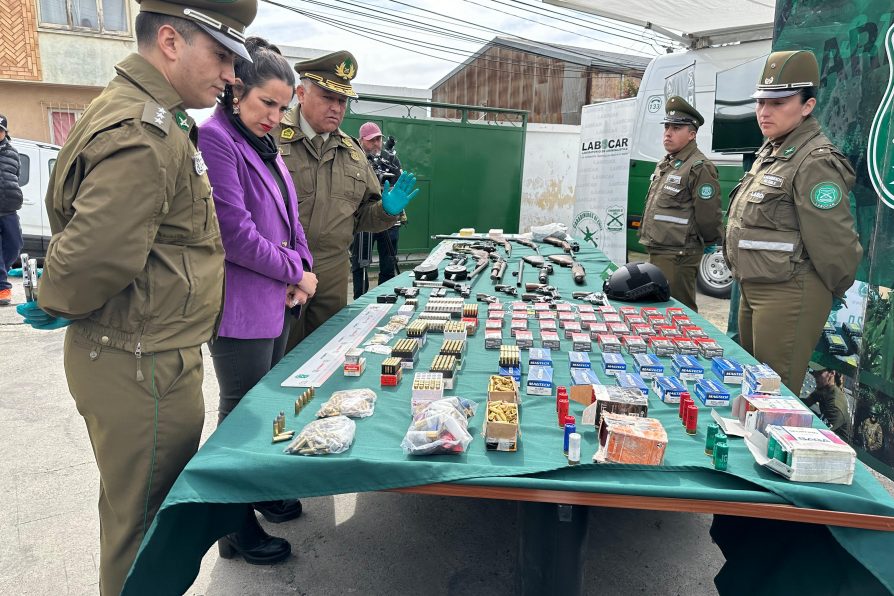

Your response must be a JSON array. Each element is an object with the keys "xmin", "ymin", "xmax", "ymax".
[{"xmin": 209, "ymin": 311, "xmax": 290, "ymax": 424}]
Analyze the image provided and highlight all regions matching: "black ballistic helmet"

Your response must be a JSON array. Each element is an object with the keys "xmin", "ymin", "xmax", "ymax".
[{"xmin": 603, "ymin": 262, "xmax": 671, "ymax": 302}]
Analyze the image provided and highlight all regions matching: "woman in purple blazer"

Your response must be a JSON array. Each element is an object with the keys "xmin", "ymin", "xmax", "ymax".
[{"xmin": 199, "ymin": 38, "xmax": 315, "ymax": 566}]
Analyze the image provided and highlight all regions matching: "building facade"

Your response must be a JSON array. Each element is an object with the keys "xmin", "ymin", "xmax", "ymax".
[{"xmin": 430, "ymin": 37, "xmax": 650, "ymax": 125}]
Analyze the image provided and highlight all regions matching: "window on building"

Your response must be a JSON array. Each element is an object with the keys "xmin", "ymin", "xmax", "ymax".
[
  {"xmin": 49, "ymin": 110, "xmax": 82, "ymax": 145},
  {"xmin": 39, "ymin": 0, "xmax": 129, "ymax": 33}
]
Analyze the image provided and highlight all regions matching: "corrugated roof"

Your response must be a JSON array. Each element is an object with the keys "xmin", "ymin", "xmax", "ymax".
[{"xmin": 431, "ymin": 36, "xmax": 651, "ymax": 90}]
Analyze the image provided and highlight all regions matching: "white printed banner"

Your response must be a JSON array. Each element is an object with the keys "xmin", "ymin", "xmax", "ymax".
[{"xmin": 572, "ymin": 98, "xmax": 636, "ymax": 265}]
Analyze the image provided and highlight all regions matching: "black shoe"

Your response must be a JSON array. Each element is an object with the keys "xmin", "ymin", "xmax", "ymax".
[
  {"xmin": 254, "ymin": 499, "xmax": 302, "ymax": 523},
  {"xmin": 217, "ymin": 530, "xmax": 291, "ymax": 565}
]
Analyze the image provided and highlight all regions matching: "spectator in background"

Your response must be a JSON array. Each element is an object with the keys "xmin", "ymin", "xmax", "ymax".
[
  {"xmin": 0, "ymin": 114, "xmax": 24, "ymax": 306},
  {"xmin": 350, "ymin": 121, "xmax": 403, "ymax": 298},
  {"xmin": 860, "ymin": 407, "xmax": 884, "ymax": 456},
  {"xmin": 803, "ymin": 363, "xmax": 852, "ymax": 442},
  {"xmin": 200, "ymin": 37, "xmax": 315, "ymax": 565}
]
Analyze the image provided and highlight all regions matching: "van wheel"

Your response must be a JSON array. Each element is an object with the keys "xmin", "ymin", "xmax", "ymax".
[{"xmin": 697, "ymin": 251, "xmax": 732, "ymax": 298}]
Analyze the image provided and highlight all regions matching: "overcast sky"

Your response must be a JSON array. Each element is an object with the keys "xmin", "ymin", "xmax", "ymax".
[{"xmin": 245, "ymin": 0, "xmax": 669, "ymax": 89}]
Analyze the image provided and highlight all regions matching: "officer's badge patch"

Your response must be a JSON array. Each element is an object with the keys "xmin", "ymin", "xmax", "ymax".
[
  {"xmin": 335, "ymin": 59, "xmax": 356, "ymax": 80},
  {"xmin": 667, "ymin": 175, "xmax": 682, "ymax": 184},
  {"xmin": 811, "ymin": 182, "xmax": 842, "ymax": 209},
  {"xmin": 350, "ymin": 150, "xmax": 361, "ymax": 162},
  {"xmin": 342, "ymin": 138, "xmax": 354, "ymax": 148},
  {"xmin": 673, "ymin": 159, "xmax": 683, "ymax": 169},
  {"xmin": 193, "ymin": 151, "xmax": 207, "ymax": 176},
  {"xmin": 175, "ymin": 111, "xmax": 189, "ymax": 131},
  {"xmin": 280, "ymin": 127, "xmax": 295, "ymax": 140},
  {"xmin": 783, "ymin": 146, "xmax": 796, "ymax": 157},
  {"xmin": 698, "ymin": 184, "xmax": 715, "ymax": 199}
]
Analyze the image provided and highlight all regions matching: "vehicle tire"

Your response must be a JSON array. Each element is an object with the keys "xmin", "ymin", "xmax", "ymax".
[{"xmin": 697, "ymin": 250, "xmax": 732, "ymax": 299}]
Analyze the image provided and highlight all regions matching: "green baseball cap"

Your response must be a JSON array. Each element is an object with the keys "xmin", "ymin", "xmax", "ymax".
[
  {"xmin": 136, "ymin": 0, "xmax": 258, "ymax": 61},
  {"xmin": 662, "ymin": 96, "xmax": 703, "ymax": 128},
  {"xmin": 752, "ymin": 50, "xmax": 819, "ymax": 99},
  {"xmin": 295, "ymin": 50, "xmax": 359, "ymax": 99}
]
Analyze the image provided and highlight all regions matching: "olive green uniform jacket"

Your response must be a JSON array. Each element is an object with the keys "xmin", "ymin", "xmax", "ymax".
[
  {"xmin": 803, "ymin": 384, "xmax": 853, "ymax": 442},
  {"xmin": 639, "ymin": 140, "xmax": 722, "ymax": 254},
  {"xmin": 277, "ymin": 106, "xmax": 397, "ymax": 346},
  {"xmin": 723, "ymin": 117, "xmax": 861, "ymax": 296},
  {"xmin": 39, "ymin": 53, "xmax": 224, "ymax": 354}
]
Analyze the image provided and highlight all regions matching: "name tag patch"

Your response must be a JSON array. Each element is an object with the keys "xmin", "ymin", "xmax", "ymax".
[
  {"xmin": 761, "ymin": 174, "xmax": 784, "ymax": 188},
  {"xmin": 663, "ymin": 185, "xmax": 682, "ymax": 195},
  {"xmin": 666, "ymin": 175, "xmax": 682, "ymax": 184}
]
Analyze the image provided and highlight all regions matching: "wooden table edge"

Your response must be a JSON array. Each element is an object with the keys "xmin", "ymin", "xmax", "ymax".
[{"xmin": 387, "ymin": 483, "xmax": 894, "ymax": 531}]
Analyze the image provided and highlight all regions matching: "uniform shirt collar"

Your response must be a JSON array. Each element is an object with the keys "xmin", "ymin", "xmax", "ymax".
[
  {"xmin": 298, "ymin": 110, "xmax": 329, "ymax": 143},
  {"xmin": 669, "ymin": 140, "xmax": 698, "ymax": 162},
  {"xmin": 762, "ymin": 116, "xmax": 821, "ymax": 160}
]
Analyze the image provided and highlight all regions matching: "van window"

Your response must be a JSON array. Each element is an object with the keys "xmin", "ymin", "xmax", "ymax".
[
  {"xmin": 49, "ymin": 158, "xmax": 56, "ymax": 178},
  {"xmin": 18, "ymin": 154, "xmax": 30, "ymax": 186}
]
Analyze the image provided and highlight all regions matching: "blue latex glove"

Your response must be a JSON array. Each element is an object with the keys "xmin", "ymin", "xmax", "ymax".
[
  {"xmin": 703, "ymin": 245, "xmax": 716, "ymax": 255},
  {"xmin": 16, "ymin": 301, "xmax": 71, "ymax": 330},
  {"xmin": 382, "ymin": 171, "xmax": 420, "ymax": 216},
  {"xmin": 7, "ymin": 267, "xmax": 22, "ymax": 277}
]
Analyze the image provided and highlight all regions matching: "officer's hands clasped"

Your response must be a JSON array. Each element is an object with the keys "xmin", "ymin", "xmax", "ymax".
[
  {"xmin": 382, "ymin": 171, "xmax": 420, "ymax": 215},
  {"xmin": 16, "ymin": 301, "xmax": 71, "ymax": 330}
]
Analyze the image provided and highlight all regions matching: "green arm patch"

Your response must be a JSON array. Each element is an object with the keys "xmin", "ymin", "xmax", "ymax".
[
  {"xmin": 698, "ymin": 183, "xmax": 716, "ymax": 200},
  {"xmin": 810, "ymin": 182, "xmax": 843, "ymax": 209}
]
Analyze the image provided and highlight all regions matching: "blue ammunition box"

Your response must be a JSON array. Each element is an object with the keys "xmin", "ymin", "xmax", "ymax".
[
  {"xmin": 671, "ymin": 354, "xmax": 704, "ymax": 381},
  {"xmin": 569, "ymin": 351, "xmax": 591, "ymax": 369},
  {"xmin": 615, "ymin": 372, "xmax": 649, "ymax": 397},
  {"xmin": 695, "ymin": 378, "xmax": 731, "ymax": 407},
  {"xmin": 601, "ymin": 352, "xmax": 626, "ymax": 376},
  {"xmin": 633, "ymin": 353, "xmax": 664, "ymax": 380},
  {"xmin": 653, "ymin": 376, "xmax": 687, "ymax": 404},
  {"xmin": 569, "ymin": 367, "xmax": 600, "ymax": 404},
  {"xmin": 712, "ymin": 357, "xmax": 743, "ymax": 385},
  {"xmin": 498, "ymin": 365, "xmax": 521, "ymax": 383},
  {"xmin": 743, "ymin": 364, "xmax": 781, "ymax": 394},
  {"xmin": 526, "ymin": 365, "xmax": 554, "ymax": 396},
  {"xmin": 528, "ymin": 348, "xmax": 553, "ymax": 368}
]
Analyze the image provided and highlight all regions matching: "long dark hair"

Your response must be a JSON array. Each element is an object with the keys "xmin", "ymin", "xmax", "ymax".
[{"xmin": 220, "ymin": 37, "xmax": 295, "ymax": 109}]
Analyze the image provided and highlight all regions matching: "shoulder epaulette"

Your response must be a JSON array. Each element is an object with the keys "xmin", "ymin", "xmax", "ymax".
[
  {"xmin": 692, "ymin": 159, "xmax": 704, "ymax": 166},
  {"xmin": 140, "ymin": 102, "xmax": 170, "ymax": 135}
]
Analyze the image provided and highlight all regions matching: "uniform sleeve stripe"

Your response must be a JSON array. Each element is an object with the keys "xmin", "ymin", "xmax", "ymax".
[{"xmin": 654, "ymin": 214, "xmax": 689, "ymax": 225}]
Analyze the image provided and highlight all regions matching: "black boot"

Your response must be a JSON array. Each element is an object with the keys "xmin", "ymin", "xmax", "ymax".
[
  {"xmin": 253, "ymin": 499, "xmax": 303, "ymax": 523},
  {"xmin": 218, "ymin": 506, "xmax": 291, "ymax": 565}
]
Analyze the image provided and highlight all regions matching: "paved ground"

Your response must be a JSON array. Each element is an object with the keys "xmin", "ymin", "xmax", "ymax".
[{"xmin": 0, "ymin": 262, "xmax": 887, "ymax": 595}]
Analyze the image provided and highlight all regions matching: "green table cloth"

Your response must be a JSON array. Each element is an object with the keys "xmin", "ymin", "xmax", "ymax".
[{"xmin": 123, "ymin": 245, "xmax": 894, "ymax": 595}]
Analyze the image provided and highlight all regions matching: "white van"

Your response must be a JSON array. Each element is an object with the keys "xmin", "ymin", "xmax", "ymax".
[
  {"xmin": 627, "ymin": 40, "xmax": 771, "ymax": 297},
  {"xmin": 12, "ymin": 138, "xmax": 60, "ymax": 259}
]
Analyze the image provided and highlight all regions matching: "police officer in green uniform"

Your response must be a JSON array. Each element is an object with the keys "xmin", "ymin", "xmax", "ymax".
[
  {"xmin": 15, "ymin": 0, "xmax": 257, "ymax": 592},
  {"xmin": 803, "ymin": 363, "xmax": 853, "ymax": 442},
  {"xmin": 639, "ymin": 96, "xmax": 722, "ymax": 312},
  {"xmin": 724, "ymin": 51, "xmax": 862, "ymax": 392},
  {"xmin": 277, "ymin": 51, "xmax": 418, "ymax": 351}
]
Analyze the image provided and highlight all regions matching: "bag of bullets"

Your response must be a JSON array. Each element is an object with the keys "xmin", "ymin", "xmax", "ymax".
[
  {"xmin": 316, "ymin": 388, "xmax": 378, "ymax": 419},
  {"xmin": 400, "ymin": 414, "xmax": 473, "ymax": 455},
  {"xmin": 411, "ymin": 397, "xmax": 478, "ymax": 427},
  {"xmin": 284, "ymin": 415, "xmax": 356, "ymax": 455}
]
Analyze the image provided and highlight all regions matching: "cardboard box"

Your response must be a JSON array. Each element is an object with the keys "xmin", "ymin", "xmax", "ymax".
[
  {"xmin": 743, "ymin": 364, "xmax": 782, "ymax": 394},
  {"xmin": 484, "ymin": 398, "xmax": 519, "ymax": 452},
  {"xmin": 712, "ymin": 357, "xmax": 743, "ymax": 384},
  {"xmin": 487, "ymin": 375, "xmax": 520, "ymax": 404},
  {"xmin": 514, "ymin": 330, "xmax": 533, "ymax": 349},
  {"xmin": 597, "ymin": 333, "xmax": 622, "ymax": 353},
  {"xmin": 541, "ymin": 331, "xmax": 561, "ymax": 350},
  {"xmin": 582, "ymin": 385, "xmax": 649, "ymax": 427},
  {"xmin": 694, "ymin": 378, "xmax": 731, "ymax": 407},
  {"xmin": 633, "ymin": 353, "xmax": 664, "ymax": 380},
  {"xmin": 569, "ymin": 351, "xmax": 591, "ymax": 369},
  {"xmin": 696, "ymin": 338, "xmax": 724, "ymax": 359},
  {"xmin": 528, "ymin": 348, "xmax": 552, "ymax": 368},
  {"xmin": 569, "ymin": 368, "xmax": 600, "ymax": 404},
  {"xmin": 602, "ymin": 352, "xmax": 626, "ymax": 376},
  {"xmin": 648, "ymin": 336, "xmax": 676, "ymax": 357},
  {"xmin": 526, "ymin": 365, "xmax": 554, "ymax": 396},
  {"xmin": 671, "ymin": 354, "xmax": 704, "ymax": 381},
  {"xmin": 571, "ymin": 332, "xmax": 592, "ymax": 352},
  {"xmin": 616, "ymin": 372, "xmax": 649, "ymax": 397},
  {"xmin": 737, "ymin": 395, "xmax": 813, "ymax": 436},
  {"xmin": 653, "ymin": 376, "xmax": 686, "ymax": 404},
  {"xmin": 594, "ymin": 414, "xmax": 667, "ymax": 465}
]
